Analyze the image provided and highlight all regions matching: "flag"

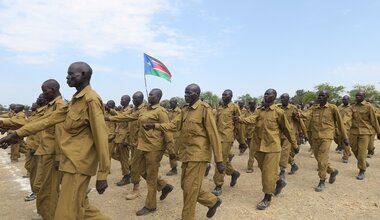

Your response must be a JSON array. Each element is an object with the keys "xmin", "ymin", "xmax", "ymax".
[{"xmin": 144, "ymin": 53, "xmax": 172, "ymax": 82}]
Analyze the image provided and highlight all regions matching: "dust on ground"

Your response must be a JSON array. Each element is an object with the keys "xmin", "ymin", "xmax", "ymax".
[{"xmin": 0, "ymin": 140, "xmax": 379, "ymax": 220}]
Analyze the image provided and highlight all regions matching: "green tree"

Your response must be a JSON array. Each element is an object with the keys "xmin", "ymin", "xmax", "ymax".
[
  {"xmin": 348, "ymin": 84, "xmax": 380, "ymax": 103},
  {"xmin": 238, "ymin": 94, "xmax": 253, "ymax": 105},
  {"xmin": 201, "ymin": 91, "xmax": 219, "ymax": 108},
  {"xmin": 314, "ymin": 83, "xmax": 345, "ymax": 102},
  {"xmin": 291, "ymin": 90, "xmax": 317, "ymax": 105}
]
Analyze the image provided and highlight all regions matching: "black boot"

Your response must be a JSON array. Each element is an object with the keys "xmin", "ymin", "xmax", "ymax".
[
  {"xmin": 116, "ymin": 174, "xmax": 130, "ymax": 186},
  {"xmin": 256, "ymin": 194, "xmax": 271, "ymax": 210},
  {"xmin": 289, "ymin": 163, "xmax": 299, "ymax": 175},
  {"xmin": 356, "ymin": 170, "xmax": 365, "ymax": 180},
  {"xmin": 315, "ymin": 180, "xmax": 325, "ymax": 192}
]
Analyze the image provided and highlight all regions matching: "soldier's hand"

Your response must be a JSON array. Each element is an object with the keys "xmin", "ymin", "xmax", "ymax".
[
  {"xmin": 233, "ymin": 116, "xmax": 240, "ymax": 124},
  {"xmin": 96, "ymin": 180, "xmax": 108, "ymax": 194},
  {"xmin": 0, "ymin": 128, "xmax": 8, "ymax": 135},
  {"xmin": 216, "ymin": 162, "xmax": 225, "ymax": 174},
  {"xmin": 104, "ymin": 116, "xmax": 110, "ymax": 121},
  {"xmin": 343, "ymin": 138, "xmax": 349, "ymax": 145},
  {"xmin": 0, "ymin": 133, "xmax": 21, "ymax": 147},
  {"xmin": 377, "ymin": 133, "xmax": 380, "ymax": 140},
  {"xmin": 169, "ymin": 153, "xmax": 176, "ymax": 160},
  {"xmin": 143, "ymin": 123, "xmax": 155, "ymax": 130}
]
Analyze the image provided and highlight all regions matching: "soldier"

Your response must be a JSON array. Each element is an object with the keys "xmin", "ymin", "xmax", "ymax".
[
  {"xmin": 212, "ymin": 89, "xmax": 241, "ymax": 196},
  {"xmin": 104, "ymin": 100, "xmax": 117, "ymax": 161},
  {"xmin": 246, "ymin": 98, "xmax": 257, "ymax": 173},
  {"xmin": 348, "ymin": 91, "xmax": 380, "ymax": 180},
  {"xmin": 107, "ymin": 89, "xmax": 175, "ymax": 216},
  {"xmin": 0, "ymin": 62, "xmax": 111, "ymax": 220},
  {"xmin": 237, "ymin": 100, "xmax": 248, "ymax": 155},
  {"xmin": 236, "ymin": 89, "xmax": 296, "ymax": 210},
  {"xmin": 144, "ymin": 83, "xmax": 224, "ymax": 220},
  {"xmin": 107, "ymin": 91, "xmax": 146, "ymax": 199},
  {"xmin": 278, "ymin": 93, "xmax": 307, "ymax": 180},
  {"xmin": 114, "ymin": 95, "xmax": 133, "ymax": 186},
  {"xmin": 338, "ymin": 95, "xmax": 352, "ymax": 163},
  {"xmin": 301, "ymin": 90, "xmax": 348, "ymax": 192},
  {"xmin": 166, "ymin": 97, "xmax": 181, "ymax": 176}
]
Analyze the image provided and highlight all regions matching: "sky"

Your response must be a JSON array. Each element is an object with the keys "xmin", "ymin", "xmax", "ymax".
[{"xmin": 0, "ymin": 0, "xmax": 380, "ymax": 106}]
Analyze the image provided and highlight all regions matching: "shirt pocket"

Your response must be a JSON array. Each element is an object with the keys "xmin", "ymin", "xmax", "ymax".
[
  {"xmin": 266, "ymin": 118, "xmax": 278, "ymax": 130},
  {"xmin": 187, "ymin": 117, "xmax": 204, "ymax": 136},
  {"xmin": 64, "ymin": 109, "xmax": 84, "ymax": 135}
]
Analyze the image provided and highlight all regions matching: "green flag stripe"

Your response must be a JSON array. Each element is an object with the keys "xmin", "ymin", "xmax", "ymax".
[{"xmin": 146, "ymin": 69, "xmax": 171, "ymax": 82}]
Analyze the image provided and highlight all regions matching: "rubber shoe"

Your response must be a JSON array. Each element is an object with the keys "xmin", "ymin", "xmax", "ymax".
[
  {"xmin": 256, "ymin": 199, "xmax": 271, "ymax": 210},
  {"xmin": 136, "ymin": 207, "xmax": 156, "ymax": 216},
  {"xmin": 230, "ymin": 171, "xmax": 240, "ymax": 187},
  {"xmin": 356, "ymin": 170, "xmax": 365, "ymax": 180},
  {"xmin": 160, "ymin": 184, "xmax": 173, "ymax": 200},
  {"xmin": 206, "ymin": 198, "xmax": 222, "ymax": 218},
  {"xmin": 329, "ymin": 170, "xmax": 339, "ymax": 184},
  {"xmin": 126, "ymin": 190, "xmax": 140, "ymax": 200},
  {"xmin": 315, "ymin": 181, "xmax": 325, "ymax": 192},
  {"xmin": 246, "ymin": 168, "xmax": 254, "ymax": 173},
  {"xmin": 212, "ymin": 186, "xmax": 222, "ymax": 196},
  {"xmin": 24, "ymin": 193, "xmax": 36, "ymax": 202},
  {"xmin": 342, "ymin": 159, "xmax": 348, "ymax": 163},
  {"xmin": 274, "ymin": 179, "xmax": 287, "ymax": 196},
  {"xmin": 116, "ymin": 175, "xmax": 130, "ymax": 186},
  {"xmin": 288, "ymin": 163, "xmax": 299, "ymax": 175}
]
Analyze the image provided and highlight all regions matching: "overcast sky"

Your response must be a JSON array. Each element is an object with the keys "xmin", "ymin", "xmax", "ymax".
[{"xmin": 1, "ymin": 0, "xmax": 379, "ymax": 105}]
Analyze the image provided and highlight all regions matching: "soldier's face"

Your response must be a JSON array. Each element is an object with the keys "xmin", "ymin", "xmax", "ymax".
[
  {"xmin": 184, "ymin": 86, "xmax": 197, "ymax": 105},
  {"xmin": 41, "ymin": 84, "xmax": 55, "ymax": 102},
  {"xmin": 120, "ymin": 97, "xmax": 130, "ymax": 107},
  {"xmin": 342, "ymin": 97, "xmax": 349, "ymax": 105},
  {"xmin": 148, "ymin": 90, "xmax": 160, "ymax": 105},
  {"xmin": 318, "ymin": 92, "xmax": 328, "ymax": 105},
  {"xmin": 355, "ymin": 92, "xmax": 365, "ymax": 103},
  {"xmin": 66, "ymin": 64, "xmax": 85, "ymax": 88},
  {"xmin": 264, "ymin": 90, "xmax": 276, "ymax": 104},
  {"xmin": 169, "ymin": 100, "xmax": 177, "ymax": 109},
  {"xmin": 222, "ymin": 91, "xmax": 231, "ymax": 105}
]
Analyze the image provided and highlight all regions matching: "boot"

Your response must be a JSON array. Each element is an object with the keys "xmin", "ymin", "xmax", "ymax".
[
  {"xmin": 315, "ymin": 180, "xmax": 325, "ymax": 192},
  {"xmin": 166, "ymin": 167, "xmax": 177, "ymax": 176},
  {"xmin": 256, "ymin": 194, "xmax": 271, "ymax": 210},
  {"xmin": 274, "ymin": 179, "xmax": 287, "ymax": 196},
  {"xmin": 126, "ymin": 183, "xmax": 140, "ymax": 200},
  {"xmin": 116, "ymin": 174, "xmax": 130, "ymax": 186},
  {"xmin": 212, "ymin": 186, "xmax": 222, "ymax": 196},
  {"xmin": 136, "ymin": 207, "xmax": 156, "ymax": 216},
  {"xmin": 356, "ymin": 170, "xmax": 365, "ymax": 180},
  {"xmin": 329, "ymin": 169, "xmax": 339, "ymax": 184},
  {"xmin": 230, "ymin": 170, "xmax": 240, "ymax": 187},
  {"xmin": 207, "ymin": 197, "xmax": 222, "ymax": 218},
  {"xmin": 160, "ymin": 184, "xmax": 174, "ymax": 200},
  {"xmin": 288, "ymin": 163, "xmax": 299, "ymax": 175},
  {"xmin": 279, "ymin": 169, "xmax": 285, "ymax": 181}
]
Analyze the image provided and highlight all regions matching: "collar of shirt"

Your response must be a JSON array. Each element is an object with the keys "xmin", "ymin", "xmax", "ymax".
[
  {"xmin": 317, "ymin": 102, "xmax": 330, "ymax": 109},
  {"xmin": 223, "ymin": 102, "xmax": 233, "ymax": 108},
  {"xmin": 73, "ymin": 85, "xmax": 91, "ymax": 100},
  {"xmin": 135, "ymin": 103, "xmax": 145, "ymax": 110},
  {"xmin": 260, "ymin": 103, "xmax": 276, "ymax": 111},
  {"xmin": 356, "ymin": 100, "xmax": 368, "ymax": 106},
  {"xmin": 47, "ymin": 96, "xmax": 62, "ymax": 107},
  {"xmin": 148, "ymin": 103, "xmax": 159, "ymax": 110},
  {"xmin": 189, "ymin": 99, "xmax": 202, "ymax": 110}
]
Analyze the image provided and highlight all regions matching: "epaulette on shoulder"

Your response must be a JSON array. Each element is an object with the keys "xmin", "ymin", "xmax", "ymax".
[{"xmin": 201, "ymin": 101, "xmax": 211, "ymax": 108}]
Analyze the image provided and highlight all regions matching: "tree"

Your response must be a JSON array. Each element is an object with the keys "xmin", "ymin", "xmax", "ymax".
[
  {"xmin": 348, "ymin": 84, "xmax": 380, "ymax": 103},
  {"xmin": 314, "ymin": 83, "xmax": 345, "ymax": 102},
  {"xmin": 201, "ymin": 91, "xmax": 219, "ymax": 108},
  {"xmin": 238, "ymin": 94, "xmax": 253, "ymax": 105},
  {"xmin": 291, "ymin": 90, "xmax": 317, "ymax": 105}
]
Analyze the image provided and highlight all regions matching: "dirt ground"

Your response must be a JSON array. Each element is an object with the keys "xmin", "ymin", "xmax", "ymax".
[{"xmin": 0, "ymin": 140, "xmax": 379, "ymax": 220}]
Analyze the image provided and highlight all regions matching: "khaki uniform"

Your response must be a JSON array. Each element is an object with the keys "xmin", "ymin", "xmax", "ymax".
[
  {"xmin": 240, "ymin": 104, "xmax": 296, "ymax": 194},
  {"xmin": 105, "ymin": 111, "xmax": 117, "ymax": 160},
  {"xmin": 156, "ymin": 99, "xmax": 223, "ymax": 220},
  {"xmin": 2, "ymin": 111, "xmax": 27, "ymax": 161},
  {"xmin": 213, "ymin": 102, "xmax": 242, "ymax": 186},
  {"xmin": 348, "ymin": 101, "xmax": 380, "ymax": 170},
  {"xmin": 31, "ymin": 96, "xmax": 66, "ymax": 220},
  {"xmin": 338, "ymin": 104, "xmax": 352, "ymax": 160},
  {"xmin": 109, "ymin": 103, "xmax": 146, "ymax": 185},
  {"xmin": 245, "ymin": 108, "xmax": 256, "ymax": 170},
  {"xmin": 24, "ymin": 106, "xmax": 46, "ymax": 194},
  {"xmin": 303, "ymin": 103, "xmax": 347, "ymax": 180},
  {"xmin": 167, "ymin": 106, "xmax": 181, "ymax": 169},
  {"xmin": 16, "ymin": 86, "xmax": 110, "ymax": 220},
  {"xmin": 113, "ymin": 107, "xmax": 132, "ymax": 176},
  {"xmin": 278, "ymin": 104, "xmax": 307, "ymax": 169},
  {"xmin": 236, "ymin": 107, "xmax": 248, "ymax": 144}
]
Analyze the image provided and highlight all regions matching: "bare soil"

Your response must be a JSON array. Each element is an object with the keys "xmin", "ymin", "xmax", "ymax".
[{"xmin": 1, "ymin": 140, "xmax": 379, "ymax": 220}]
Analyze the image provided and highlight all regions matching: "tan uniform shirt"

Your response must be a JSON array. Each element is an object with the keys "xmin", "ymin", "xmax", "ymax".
[
  {"xmin": 105, "ymin": 111, "xmax": 117, "ymax": 141},
  {"xmin": 109, "ymin": 103, "xmax": 147, "ymax": 147},
  {"xmin": 114, "ymin": 107, "xmax": 132, "ymax": 144},
  {"xmin": 338, "ymin": 104, "xmax": 352, "ymax": 130},
  {"xmin": 278, "ymin": 103, "xmax": 307, "ymax": 139},
  {"xmin": 245, "ymin": 108, "xmax": 256, "ymax": 139},
  {"xmin": 2, "ymin": 111, "xmax": 27, "ymax": 129},
  {"xmin": 156, "ymin": 99, "xmax": 223, "ymax": 163},
  {"xmin": 25, "ymin": 106, "xmax": 46, "ymax": 151},
  {"xmin": 303, "ymin": 103, "xmax": 347, "ymax": 140},
  {"xmin": 168, "ymin": 106, "xmax": 181, "ymax": 139},
  {"xmin": 240, "ymin": 103, "xmax": 296, "ymax": 153},
  {"xmin": 349, "ymin": 101, "xmax": 380, "ymax": 135},
  {"xmin": 16, "ymin": 86, "xmax": 110, "ymax": 180},
  {"xmin": 35, "ymin": 96, "xmax": 66, "ymax": 156},
  {"xmin": 216, "ymin": 102, "xmax": 243, "ymax": 143}
]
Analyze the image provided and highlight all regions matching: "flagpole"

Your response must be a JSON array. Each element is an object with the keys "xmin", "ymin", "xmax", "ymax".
[{"xmin": 144, "ymin": 74, "xmax": 149, "ymax": 99}]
